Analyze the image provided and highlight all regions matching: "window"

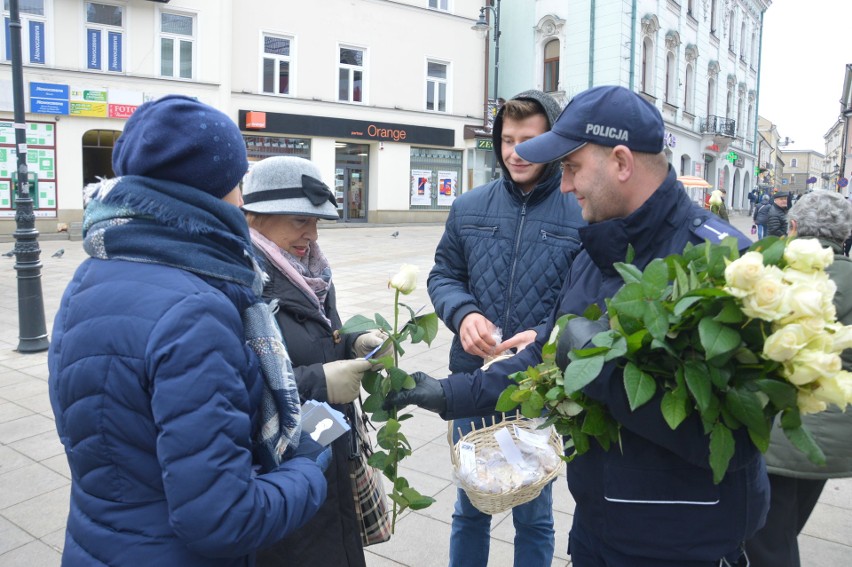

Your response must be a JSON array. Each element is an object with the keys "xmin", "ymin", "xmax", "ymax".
[
  {"xmin": 426, "ymin": 60, "xmax": 448, "ymax": 112},
  {"xmin": 338, "ymin": 46, "xmax": 364, "ymax": 103},
  {"xmin": 684, "ymin": 63, "xmax": 694, "ymax": 113},
  {"xmin": 428, "ymin": 0, "xmax": 449, "ymax": 10},
  {"xmin": 160, "ymin": 12, "xmax": 194, "ymax": 79},
  {"xmin": 262, "ymin": 34, "xmax": 292, "ymax": 95},
  {"xmin": 686, "ymin": 0, "xmax": 694, "ymax": 16},
  {"xmin": 3, "ymin": 0, "xmax": 46, "ymax": 64},
  {"xmin": 707, "ymin": 78, "xmax": 716, "ymax": 117},
  {"xmin": 543, "ymin": 39, "xmax": 559, "ymax": 92},
  {"xmin": 641, "ymin": 37, "xmax": 654, "ymax": 94},
  {"xmin": 85, "ymin": 2, "xmax": 123, "ymax": 72},
  {"xmin": 737, "ymin": 94, "xmax": 744, "ymax": 136},
  {"xmin": 791, "ymin": 158, "xmax": 798, "ymax": 168},
  {"xmin": 710, "ymin": 0, "xmax": 718, "ymax": 34},
  {"xmin": 665, "ymin": 51, "xmax": 676, "ymax": 103},
  {"xmin": 728, "ymin": 13, "xmax": 736, "ymax": 50},
  {"xmin": 739, "ymin": 22, "xmax": 747, "ymax": 60}
]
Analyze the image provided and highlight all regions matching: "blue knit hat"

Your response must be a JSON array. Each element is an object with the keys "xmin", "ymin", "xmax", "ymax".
[{"xmin": 112, "ymin": 95, "xmax": 248, "ymax": 199}]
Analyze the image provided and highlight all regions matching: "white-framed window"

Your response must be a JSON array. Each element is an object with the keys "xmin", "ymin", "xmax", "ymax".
[
  {"xmin": 665, "ymin": 51, "xmax": 676, "ymax": 104},
  {"xmin": 262, "ymin": 34, "xmax": 292, "ymax": 95},
  {"xmin": 641, "ymin": 37, "xmax": 654, "ymax": 94},
  {"xmin": 3, "ymin": 0, "xmax": 47, "ymax": 64},
  {"xmin": 426, "ymin": 59, "xmax": 448, "ymax": 112},
  {"xmin": 85, "ymin": 1, "xmax": 123, "ymax": 72},
  {"xmin": 543, "ymin": 39, "xmax": 559, "ymax": 93},
  {"xmin": 791, "ymin": 158, "xmax": 798, "ymax": 168},
  {"xmin": 710, "ymin": 0, "xmax": 718, "ymax": 34},
  {"xmin": 338, "ymin": 45, "xmax": 365, "ymax": 103},
  {"xmin": 428, "ymin": 0, "xmax": 449, "ymax": 11},
  {"xmin": 684, "ymin": 63, "xmax": 694, "ymax": 113},
  {"xmin": 159, "ymin": 10, "xmax": 194, "ymax": 79}
]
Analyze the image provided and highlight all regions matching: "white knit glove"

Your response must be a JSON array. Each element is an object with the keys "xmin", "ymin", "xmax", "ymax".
[
  {"xmin": 352, "ymin": 330, "xmax": 391, "ymax": 360},
  {"xmin": 323, "ymin": 359, "xmax": 372, "ymax": 404}
]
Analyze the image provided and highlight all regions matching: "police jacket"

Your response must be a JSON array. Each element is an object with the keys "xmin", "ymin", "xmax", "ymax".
[
  {"xmin": 428, "ymin": 91, "xmax": 585, "ymax": 374},
  {"xmin": 438, "ymin": 168, "xmax": 770, "ymax": 562}
]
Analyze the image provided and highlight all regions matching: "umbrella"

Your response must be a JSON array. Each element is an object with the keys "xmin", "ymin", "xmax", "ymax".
[{"xmin": 677, "ymin": 175, "xmax": 713, "ymax": 189}]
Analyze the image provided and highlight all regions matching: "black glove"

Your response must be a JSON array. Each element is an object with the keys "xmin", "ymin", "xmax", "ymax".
[
  {"xmin": 384, "ymin": 371, "xmax": 447, "ymax": 414},
  {"xmin": 556, "ymin": 316, "xmax": 610, "ymax": 371},
  {"xmin": 287, "ymin": 430, "xmax": 333, "ymax": 473}
]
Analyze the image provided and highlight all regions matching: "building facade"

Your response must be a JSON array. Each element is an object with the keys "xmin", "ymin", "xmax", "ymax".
[
  {"xmin": 777, "ymin": 149, "xmax": 824, "ymax": 195},
  {"xmin": 0, "ymin": 0, "xmax": 489, "ymax": 234},
  {"xmin": 496, "ymin": 0, "xmax": 772, "ymax": 211}
]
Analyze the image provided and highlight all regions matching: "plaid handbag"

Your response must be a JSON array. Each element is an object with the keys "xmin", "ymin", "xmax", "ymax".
[{"xmin": 349, "ymin": 400, "xmax": 392, "ymax": 546}]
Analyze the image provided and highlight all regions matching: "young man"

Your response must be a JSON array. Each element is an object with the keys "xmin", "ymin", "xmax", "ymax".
[
  {"xmin": 428, "ymin": 90, "xmax": 585, "ymax": 567},
  {"xmin": 393, "ymin": 86, "xmax": 769, "ymax": 566}
]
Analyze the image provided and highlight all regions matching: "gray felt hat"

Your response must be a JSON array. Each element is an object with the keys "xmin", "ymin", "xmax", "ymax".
[{"xmin": 241, "ymin": 156, "xmax": 339, "ymax": 219}]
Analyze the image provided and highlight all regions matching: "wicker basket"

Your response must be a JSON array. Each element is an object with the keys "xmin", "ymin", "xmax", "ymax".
[{"xmin": 449, "ymin": 412, "xmax": 564, "ymax": 515}]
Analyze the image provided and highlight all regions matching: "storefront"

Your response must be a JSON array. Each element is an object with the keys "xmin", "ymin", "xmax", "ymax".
[{"xmin": 239, "ymin": 110, "xmax": 463, "ymax": 224}]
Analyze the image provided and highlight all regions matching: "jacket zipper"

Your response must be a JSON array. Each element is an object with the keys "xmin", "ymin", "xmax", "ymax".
[{"xmin": 503, "ymin": 199, "xmax": 528, "ymax": 328}]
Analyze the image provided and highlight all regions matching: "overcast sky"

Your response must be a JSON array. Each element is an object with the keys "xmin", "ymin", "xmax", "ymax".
[{"xmin": 758, "ymin": 0, "xmax": 851, "ymax": 153}]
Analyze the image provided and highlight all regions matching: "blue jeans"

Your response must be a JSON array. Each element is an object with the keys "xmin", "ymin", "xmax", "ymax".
[
  {"xmin": 449, "ymin": 418, "xmax": 556, "ymax": 567},
  {"xmin": 757, "ymin": 224, "xmax": 766, "ymax": 239}
]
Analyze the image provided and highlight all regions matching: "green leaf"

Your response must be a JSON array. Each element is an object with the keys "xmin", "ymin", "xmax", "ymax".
[
  {"xmin": 643, "ymin": 300, "xmax": 670, "ymax": 342},
  {"xmin": 339, "ymin": 314, "xmax": 378, "ymax": 334},
  {"xmin": 724, "ymin": 388, "xmax": 769, "ymax": 436},
  {"xmin": 374, "ymin": 312, "xmax": 392, "ymax": 333},
  {"xmin": 413, "ymin": 312, "xmax": 439, "ymax": 345},
  {"xmin": 661, "ymin": 390, "xmax": 689, "ymax": 429},
  {"xmin": 496, "ymin": 385, "xmax": 521, "ymax": 411},
  {"xmin": 684, "ymin": 360, "xmax": 712, "ymax": 412},
  {"xmin": 713, "ymin": 300, "xmax": 745, "ymax": 324},
  {"xmin": 782, "ymin": 423, "xmax": 827, "ymax": 466},
  {"xmin": 367, "ymin": 451, "xmax": 388, "ymax": 470},
  {"xmin": 748, "ymin": 427, "xmax": 770, "ymax": 454},
  {"xmin": 361, "ymin": 370, "xmax": 382, "ymax": 395},
  {"xmin": 389, "ymin": 367, "xmax": 412, "ymax": 392},
  {"xmin": 758, "ymin": 238, "xmax": 787, "ymax": 266},
  {"xmin": 673, "ymin": 296, "xmax": 702, "ymax": 317},
  {"xmin": 402, "ymin": 374, "xmax": 416, "ymax": 389},
  {"xmin": 641, "ymin": 258, "xmax": 670, "ymax": 297},
  {"xmin": 754, "ymin": 378, "xmax": 798, "ymax": 411},
  {"xmin": 623, "ymin": 362, "xmax": 656, "ymax": 410},
  {"xmin": 625, "ymin": 243, "xmax": 636, "ymax": 264},
  {"xmin": 698, "ymin": 317, "xmax": 741, "ymax": 360},
  {"xmin": 673, "ymin": 259, "xmax": 690, "ymax": 297},
  {"xmin": 369, "ymin": 408, "xmax": 390, "ymax": 422},
  {"xmin": 582, "ymin": 303, "xmax": 603, "ymax": 321},
  {"xmin": 580, "ymin": 405, "xmax": 610, "ymax": 436},
  {"xmin": 521, "ymin": 390, "xmax": 545, "ymax": 417},
  {"xmin": 613, "ymin": 262, "xmax": 643, "ymax": 284},
  {"xmin": 709, "ymin": 422, "xmax": 735, "ymax": 484},
  {"xmin": 362, "ymin": 392, "xmax": 385, "ymax": 413},
  {"xmin": 610, "ymin": 282, "xmax": 648, "ymax": 320},
  {"xmin": 563, "ymin": 355, "xmax": 605, "ymax": 393}
]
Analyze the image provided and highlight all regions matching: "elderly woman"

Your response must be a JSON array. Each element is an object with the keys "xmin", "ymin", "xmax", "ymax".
[
  {"xmin": 243, "ymin": 156, "xmax": 385, "ymax": 567},
  {"xmin": 746, "ymin": 190, "xmax": 852, "ymax": 567}
]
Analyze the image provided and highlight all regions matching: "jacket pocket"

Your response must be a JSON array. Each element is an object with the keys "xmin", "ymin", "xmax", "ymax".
[
  {"xmin": 460, "ymin": 224, "xmax": 499, "ymax": 237},
  {"xmin": 601, "ymin": 463, "xmax": 739, "ymax": 560},
  {"xmin": 539, "ymin": 229, "xmax": 580, "ymax": 246}
]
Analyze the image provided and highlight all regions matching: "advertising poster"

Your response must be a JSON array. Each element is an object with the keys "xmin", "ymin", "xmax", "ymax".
[
  {"xmin": 437, "ymin": 170, "xmax": 457, "ymax": 206},
  {"xmin": 410, "ymin": 168, "xmax": 432, "ymax": 206},
  {"xmin": 71, "ymin": 86, "xmax": 108, "ymax": 117}
]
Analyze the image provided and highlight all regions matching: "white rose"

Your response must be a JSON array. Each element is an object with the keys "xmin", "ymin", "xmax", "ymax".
[
  {"xmin": 783, "ymin": 283, "xmax": 828, "ymax": 321},
  {"xmin": 763, "ymin": 324, "xmax": 811, "ymax": 362},
  {"xmin": 724, "ymin": 252, "xmax": 765, "ymax": 297},
  {"xmin": 784, "ymin": 238, "xmax": 834, "ymax": 273},
  {"xmin": 741, "ymin": 267, "xmax": 788, "ymax": 321},
  {"xmin": 797, "ymin": 390, "xmax": 828, "ymax": 415},
  {"xmin": 813, "ymin": 375, "xmax": 850, "ymax": 409},
  {"xmin": 829, "ymin": 323, "xmax": 852, "ymax": 352},
  {"xmin": 784, "ymin": 349, "xmax": 842, "ymax": 386},
  {"xmin": 388, "ymin": 264, "xmax": 419, "ymax": 295},
  {"xmin": 797, "ymin": 316, "xmax": 826, "ymax": 336}
]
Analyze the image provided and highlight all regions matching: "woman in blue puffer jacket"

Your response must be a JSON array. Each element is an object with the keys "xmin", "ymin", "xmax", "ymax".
[{"xmin": 48, "ymin": 96, "xmax": 327, "ymax": 566}]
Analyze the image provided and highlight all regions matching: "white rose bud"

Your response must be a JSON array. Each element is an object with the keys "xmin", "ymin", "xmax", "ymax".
[
  {"xmin": 389, "ymin": 264, "xmax": 419, "ymax": 295},
  {"xmin": 784, "ymin": 238, "xmax": 834, "ymax": 273},
  {"xmin": 829, "ymin": 323, "xmax": 852, "ymax": 352},
  {"xmin": 763, "ymin": 324, "xmax": 811, "ymax": 362},
  {"xmin": 724, "ymin": 251, "xmax": 765, "ymax": 297},
  {"xmin": 813, "ymin": 375, "xmax": 850, "ymax": 409}
]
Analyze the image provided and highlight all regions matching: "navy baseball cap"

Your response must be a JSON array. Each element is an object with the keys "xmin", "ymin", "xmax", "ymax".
[{"xmin": 516, "ymin": 86, "xmax": 665, "ymax": 163}]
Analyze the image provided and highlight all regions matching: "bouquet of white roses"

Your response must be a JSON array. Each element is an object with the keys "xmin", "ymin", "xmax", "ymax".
[{"xmin": 497, "ymin": 236, "xmax": 852, "ymax": 483}]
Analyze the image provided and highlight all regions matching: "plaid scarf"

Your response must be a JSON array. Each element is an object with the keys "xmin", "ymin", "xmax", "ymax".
[{"xmin": 83, "ymin": 175, "xmax": 301, "ymax": 471}]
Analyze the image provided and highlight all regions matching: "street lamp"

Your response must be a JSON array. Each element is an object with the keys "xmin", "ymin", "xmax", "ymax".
[
  {"xmin": 471, "ymin": 0, "xmax": 501, "ymax": 180},
  {"xmin": 8, "ymin": 0, "xmax": 48, "ymax": 353}
]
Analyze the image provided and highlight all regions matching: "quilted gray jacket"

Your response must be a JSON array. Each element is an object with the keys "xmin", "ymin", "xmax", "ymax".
[{"xmin": 428, "ymin": 90, "xmax": 585, "ymax": 373}]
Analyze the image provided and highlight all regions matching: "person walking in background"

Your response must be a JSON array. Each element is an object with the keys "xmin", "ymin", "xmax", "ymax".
[
  {"xmin": 389, "ymin": 85, "xmax": 768, "ymax": 567},
  {"xmin": 427, "ymin": 89, "xmax": 585, "ymax": 567},
  {"xmin": 754, "ymin": 194, "xmax": 771, "ymax": 239},
  {"xmin": 243, "ymin": 156, "xmax": 387, "ymax": 567},
  {"xmin": 748, "ymin": 187, "xmax": 758, "ymax": 215},
  {"xmin": 746, "ymin": 190, "xmax": 852, "ymax": 567},
  {"xmin": 767, "ymin": 191, "xmax": 790, "ymax": 237},
  {"xmin": 47, "ymin": 96, "xmax": 328, "ymax": 566}
]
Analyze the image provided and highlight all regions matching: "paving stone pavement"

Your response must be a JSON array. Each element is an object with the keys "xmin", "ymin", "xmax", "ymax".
[{"xmin": 1, "ymin": 214, "xmax": 850, "ymax": 566}]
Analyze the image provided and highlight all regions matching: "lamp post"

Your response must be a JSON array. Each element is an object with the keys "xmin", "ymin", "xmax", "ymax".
[
  {"xmin": 9, "ymin": 0, "xmax": 49, "ymax": 353},
  {"xmin": 471, "ymin": 0, "xmax": 501, "ymax": 180}
]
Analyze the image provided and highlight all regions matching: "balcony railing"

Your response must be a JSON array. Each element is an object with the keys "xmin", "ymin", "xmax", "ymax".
[{"xmin": 700, "ymin": 115, "xmax": 736, "ymax": 137}]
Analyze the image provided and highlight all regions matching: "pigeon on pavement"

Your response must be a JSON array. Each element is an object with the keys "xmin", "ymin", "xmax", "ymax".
[
  {"xmin": 2, "ymin": 249, "xmax": 14, "ymax": 257},
  {"xmin": 52, "ymin": 248, "xmax": 65, "ymax": 258},
  {"xmin": 390, "ymin": 231, "xmax": 399, "ymax": 238}
]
